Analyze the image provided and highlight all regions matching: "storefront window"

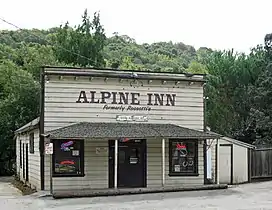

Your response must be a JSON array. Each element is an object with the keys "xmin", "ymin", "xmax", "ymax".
[
  {"xmin": 52, "ymin": 139, "xmax": 84, "ymax": 177},
  {"xmin": 169, "ymin": 139, "xmax": 198, "ymax": 176}
]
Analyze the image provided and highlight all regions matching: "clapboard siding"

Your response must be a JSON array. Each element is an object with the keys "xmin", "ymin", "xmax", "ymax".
[
  {"xmin": 15, "ymin": 129, "xmax": 41, "ymax": 190},
  {"xmin": 28, "ymin": 129, "xmax": 41, "ymax": 190},
  {"xmin": 43, "ymin": 76, "xmax": 204, "ymax": 133},
  {"xmin": 51, "ymin": 138, "xmax": 204, "ymax": 190},
  {"xmin": 16, "ymin": 136, "xmax": 20, "ymax": 178}
]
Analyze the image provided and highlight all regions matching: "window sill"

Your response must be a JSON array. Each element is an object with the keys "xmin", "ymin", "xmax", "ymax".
[
  {"xmin": 168, "ymin": 173, "xmax": 199, "ymax": 177},
  {"xmin": 53, "ymin": 173, "xmax": 85, "ymax": 178}
]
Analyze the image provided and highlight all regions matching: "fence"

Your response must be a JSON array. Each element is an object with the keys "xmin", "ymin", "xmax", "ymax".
[{"xmin": 251, "ymin": 148, "xmax": 272, "ymax": 179}]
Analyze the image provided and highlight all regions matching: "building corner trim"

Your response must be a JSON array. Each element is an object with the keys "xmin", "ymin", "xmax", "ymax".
[{"xmin": 40, "ymin": 67, "xmax": 45, "ymax": 190}]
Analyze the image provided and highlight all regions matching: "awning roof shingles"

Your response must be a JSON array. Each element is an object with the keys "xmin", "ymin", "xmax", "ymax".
[{"xmin": 45, "ymin": 122, "xmax": 220, "ymax": 140}]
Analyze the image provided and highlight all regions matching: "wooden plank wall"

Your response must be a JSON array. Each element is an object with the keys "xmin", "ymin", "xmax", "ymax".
[{"xmin": 251, "ymin": 148, "xmax": 272, "ymax": 179}]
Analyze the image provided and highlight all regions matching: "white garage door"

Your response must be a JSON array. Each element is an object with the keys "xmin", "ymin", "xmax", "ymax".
[{"xmin": 219, "ymin": 145, "xmax": 232, "ymax": 184}]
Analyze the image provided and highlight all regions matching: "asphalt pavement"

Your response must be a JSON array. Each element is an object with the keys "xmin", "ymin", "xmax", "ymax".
[{"xmin": 1, "ymin": 177, "xmax": 272, "ymax": 210}]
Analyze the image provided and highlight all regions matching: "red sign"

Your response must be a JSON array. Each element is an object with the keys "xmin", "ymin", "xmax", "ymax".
[
  {"xmin": 176, "ymin": 143, "xmax": 186, "ymax": 150},
  {"xmin": 119, "ymin": 137, "xmax": 130, "ymax": 142},
  {"xmin": 60, "ymin": 160, "xmax": 75, "ymax": 165}
]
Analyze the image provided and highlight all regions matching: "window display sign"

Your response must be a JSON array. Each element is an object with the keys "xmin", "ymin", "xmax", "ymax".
[
  {"xmin": 61, "ymin": 141, "xmax": 74, "ymax": 151},
  {"xmin": 45, "ymin": 143, "xmax": 53, "ymax": 155},
  {"xmin": 176, "ymin": 143, "xmax": 188, "ymax": 157}
]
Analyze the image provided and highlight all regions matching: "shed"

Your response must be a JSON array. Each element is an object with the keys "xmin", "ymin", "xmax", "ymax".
[{"xmin": 218, "ymin": 136, "xmax": 256, "ymax": 185}]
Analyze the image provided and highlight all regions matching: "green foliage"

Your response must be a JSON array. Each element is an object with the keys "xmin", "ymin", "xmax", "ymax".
[
  {"xmin": 52, "ymin": 9, "xmax": 106, "ymax": 67},
  {"xmin": 186, "ymin": 61, "xmax": 208, "ymax": 74},
  {"xmin": 103, "ymin": 35, "xmax": 197, "ymax": 72},
  {"xmin": 0, "ymin": 60, "xmax": 39, "ymax": 175},
  {"xmin": 203, "ymin": 46, "xmax": 269, "ymax": 146}
]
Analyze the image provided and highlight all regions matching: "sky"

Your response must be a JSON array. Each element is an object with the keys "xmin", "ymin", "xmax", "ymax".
[{"xmin": 0, "ymin": 0, "xmax": 271, "ymax": 53}]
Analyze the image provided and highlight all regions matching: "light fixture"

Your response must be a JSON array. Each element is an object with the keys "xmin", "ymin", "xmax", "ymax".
[
  {"xmin": 162, "ymin": 80, "xmax": 167, "ymax": 85},
  {"xmin": 119, "ymin": 78, "xmax": 123, "ymax": 83},
  {"xmin": 74, "ymin": 76, "xmax": 78, "ymax": 80},
  {"xmin": 148, "ymin": 80, "xmax": 152, "ymax": 84},
  {"xmin": 104, "ymin": 77, "xmax": 108, "ymax": 82},
  {"xmin": 188, "ymin": 81, "xmax": 194, "ymax": 85},
  {"xmin": 89, "ymin": 77, "xmax": 93, "ymax": 81},
  {"xmin": 175, "ymin": 81, "xmax": 180, "ymax": 85},
  {"xmin": 59, "ymin": 76, "xmax": 63, "ymax": 80}
]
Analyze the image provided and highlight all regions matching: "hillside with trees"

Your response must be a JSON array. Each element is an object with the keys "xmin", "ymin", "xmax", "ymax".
[{"xmin": 1, "ymin": 9, "xmax": 272, "ymax": 175}]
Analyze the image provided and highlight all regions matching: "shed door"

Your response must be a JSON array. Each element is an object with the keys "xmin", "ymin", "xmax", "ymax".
[{"xmin": 219, "ymin": 145, "xmax": 232, "ymax": 184}]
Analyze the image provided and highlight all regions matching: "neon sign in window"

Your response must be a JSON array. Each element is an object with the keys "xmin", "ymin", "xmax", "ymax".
[{"xmin": 61, "ymin": 141, "xmax": 74, "ymax": 151}]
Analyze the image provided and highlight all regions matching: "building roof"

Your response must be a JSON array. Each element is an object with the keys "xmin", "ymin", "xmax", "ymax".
[
  {"xmin": 207, "ymin": 131, "xmax": 256, "ymax": 149},
  {"xmin": 15, "ymin": 117, "xmax": 40, "ymax": 134},
  {"xmin": 45, "ymin": 122, "xmax": 220, "ymax": 140},
  {"xmin": 221, "ymin": 136, "xmax": 256, "ymax": 149},
  {"xmin": 43, "ymin": 66, "xmax": 206, "ymax": 83}
]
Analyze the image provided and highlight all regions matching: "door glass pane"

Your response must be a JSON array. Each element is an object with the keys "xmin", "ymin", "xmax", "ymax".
[
  {"xmin": 130, "ymin": 148, "xmax": 139, "ymax": 164},
  {"xmin": 118, "ymin": 150, "xmax": 126, "ymax": 164}
]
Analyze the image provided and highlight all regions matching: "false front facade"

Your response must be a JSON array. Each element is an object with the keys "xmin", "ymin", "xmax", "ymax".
[{"xmin": 15, "ymin": 67, "xmax": 219, "ymax": 192}]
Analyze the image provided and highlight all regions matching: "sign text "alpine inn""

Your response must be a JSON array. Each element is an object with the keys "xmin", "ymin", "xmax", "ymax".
[{"xmin": 76, "ymin": 91, "xmax": 176, "ymax": 106}]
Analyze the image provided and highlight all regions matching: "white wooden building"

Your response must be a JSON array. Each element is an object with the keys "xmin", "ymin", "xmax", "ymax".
[{"xmin": 15, "ymin": 67, "xmax": 220, "ymax": 192}]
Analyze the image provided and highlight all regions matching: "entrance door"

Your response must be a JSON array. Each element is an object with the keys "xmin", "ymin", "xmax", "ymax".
[
  {"xmin": 109, "ymin": 139, "xmax": 146, "ymax": 188},
  {"xmin": 219, "ymin": 144, "xmax": 233, "ymax": 184},
  {"xmin": 25, "ymin": 143, "xmax": 29, "ymax": 182}
]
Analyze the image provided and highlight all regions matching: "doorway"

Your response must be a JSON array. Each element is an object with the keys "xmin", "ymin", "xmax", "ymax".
[
  {"xmin": 219, "ymin": 144, "xmax": 233, "ymax": 184},
  {"xmin": 25, "ymin": 143, "xmax": 29, "ymax": 182},
  {"xmin": 22, "ymin": 143, "xmax": 25, "ymax": 179},
  {"xmin": 108, "ymin": 139, "xmax": 147, "ymax": 188}
]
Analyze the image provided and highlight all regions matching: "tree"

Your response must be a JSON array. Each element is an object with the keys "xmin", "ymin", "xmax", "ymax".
[
  {"xmin": 186, "ymin": 61, "xmax": 208, "ymax": 74},
  {"xmin": 0, "ymin": 60, "xmax": 39, "ymax": 175},
  {"xmin": 53, "ymin": 9, "xmax": 106, "ymax": 67}
]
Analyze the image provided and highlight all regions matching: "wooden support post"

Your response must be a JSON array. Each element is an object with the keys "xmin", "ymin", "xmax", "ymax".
[
  {"xmin": 114, "ymin": 139, "xmax": 118, "ymax": 189},
  {"xmin": 162, "ymin": 138, "xmax": 165, "ymax": 187}
]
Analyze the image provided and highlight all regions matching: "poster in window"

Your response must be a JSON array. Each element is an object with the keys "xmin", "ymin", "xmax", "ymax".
[
  {"xmin": 72, "ymin": 150, "xmax": 79, "ymax": 156},
  {"xmin": 55, "ymin": 160, "xmax": 77, "ymax": 173},
  {"xmin": 174, "ymin": 164, "xmax": 181, "ymax": 172}
]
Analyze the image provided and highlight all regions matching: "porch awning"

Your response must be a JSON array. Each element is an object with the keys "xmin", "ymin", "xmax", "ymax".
[{"xmin": 44, "ymin": 122, "xmax": 220, "ymax": 140}]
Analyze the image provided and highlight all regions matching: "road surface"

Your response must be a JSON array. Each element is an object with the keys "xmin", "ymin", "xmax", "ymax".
[{"xmin": 1, "ymin": 178, "xmax": 272, "ymax": 209}]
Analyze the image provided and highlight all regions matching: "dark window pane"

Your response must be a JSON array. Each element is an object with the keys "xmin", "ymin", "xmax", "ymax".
[
  {"xmin": 29, "ymin": 133, "xmax": 34, "ymax": 154},
  {"xmin": 170, "ymin": 140, "xmax": 197, "ymax": 174},
  {"xmin": 53, "ymin": 140, "xmax": 84, "ymax": 176},
  {"xmin": 118, "ymin": 150, "xmax": 126, "ymax": 164}
]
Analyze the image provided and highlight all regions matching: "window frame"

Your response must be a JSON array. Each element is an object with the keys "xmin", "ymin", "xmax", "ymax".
[
  {"xmin": 52, "ymin": 139, "xmax": 85, "ymax": 178},
  {"xmin": 168, "ymin": 139, "xmax": 199, "ymax": 176},
  {"xmin": 29, "ymin": 132, "xmax": 35, "ymax": 154}
]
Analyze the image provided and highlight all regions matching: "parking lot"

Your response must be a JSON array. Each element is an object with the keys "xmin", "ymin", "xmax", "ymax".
[{"xmin": 1, "ymin": 179, "xmax": 272, "ymax": 210}]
